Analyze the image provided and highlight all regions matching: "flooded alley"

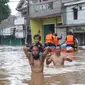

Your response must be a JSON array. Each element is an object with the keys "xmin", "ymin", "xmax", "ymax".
[{"xmin": 0, "ymin": 46, "xmax": 85, "ymax": 85}]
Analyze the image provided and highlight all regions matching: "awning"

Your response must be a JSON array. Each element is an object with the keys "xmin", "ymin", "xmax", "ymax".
[{"xmin": 57, "ymin": 24, "xmax": 85, "ymax": 28}]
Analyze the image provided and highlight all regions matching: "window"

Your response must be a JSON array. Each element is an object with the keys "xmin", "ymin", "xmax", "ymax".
[
  {"xmin": 42, "ymin": 0, "xmax": 48, "ymax": 1},
  {"xmin": 79, "ymin": 6, "xmax": 82, "ymax": 10},
  {"xmin": 73, "ymin": 8, "xmax": 78, "ymax": 20}
]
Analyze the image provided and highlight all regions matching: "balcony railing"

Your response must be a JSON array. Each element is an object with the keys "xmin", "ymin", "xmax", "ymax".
[{"xmin": 29, "ymin": 0, "xmax": 62, "ymax": 18}]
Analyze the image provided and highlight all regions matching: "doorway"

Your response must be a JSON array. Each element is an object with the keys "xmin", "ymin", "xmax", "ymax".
[{"xmin": 43, "ymin": 24, "xmax": 55, "ymax": 42}]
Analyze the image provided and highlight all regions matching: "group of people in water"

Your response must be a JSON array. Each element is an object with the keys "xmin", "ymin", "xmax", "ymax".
[
  {"xmin": 23, "ymin": 31, "xmax": 78, "ymax": 85},
  {"xmin": 45, "ymin": 31, "xmax": 78, "ymax": 50}
]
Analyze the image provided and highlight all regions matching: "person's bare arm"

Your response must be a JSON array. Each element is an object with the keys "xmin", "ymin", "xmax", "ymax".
[
  {"xmin": 23, "ymin": 46, "xmax": 30, "ymax": 60},
  {"xmin": 64, "ymin": 57, "xmax": 72, "ymax": 62},
  {"xmin": 43, "ymin": 47, "xmax": 50, "ymax": 59},
  {"xmin": 46, "ymin": 57, "xmax": 52, "ymax": 65},
  {"xmin": 62, "ymin": 54, "xmax": 72, "ymax": 62},
  {"xmin": 61, "ymin": 38, "xmax": 66, "ymax": 45}
]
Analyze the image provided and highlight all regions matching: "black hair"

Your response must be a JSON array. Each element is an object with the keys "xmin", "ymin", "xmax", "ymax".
[
  {"xmin": 68, "ymin": 31, "xmax": 73, "ymax": 35},
  {"xmin": 33, "ymin": 34, "xmax": 41, "ymax": 40},
  {"xmin": 32, "ymin": 45, "xmax": 39, "ymax": 50},
  {"xmin": 54, "ymin": 33, "xmax": 57, "ymax": 36},
  {"xmin": 49, "ymin": 31, "xmax": 53, "ymax": 34}
]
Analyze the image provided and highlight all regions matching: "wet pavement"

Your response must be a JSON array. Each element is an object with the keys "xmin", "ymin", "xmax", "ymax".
[{"xmin": 0, "ymin": 46, "xmax": 85, "ymax": 85}]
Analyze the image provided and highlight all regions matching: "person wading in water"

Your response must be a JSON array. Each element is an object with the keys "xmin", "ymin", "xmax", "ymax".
[
  {"xmin": 24, "ymin": 45, "xmax": 50, "ymax": 85},
  {"xmin": 46, "ymin": 46, "xmax": 72, "ymax": 67}
]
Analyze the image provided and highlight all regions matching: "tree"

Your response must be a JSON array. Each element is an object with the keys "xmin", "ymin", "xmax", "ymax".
[{"xmin": 0, "ymin": 0, "xmax": 11, "ymax": 23}]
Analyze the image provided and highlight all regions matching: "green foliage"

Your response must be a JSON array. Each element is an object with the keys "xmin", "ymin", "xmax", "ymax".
[
  {"xmin": 0, "ymin": 0, "xmax": 9, "ymax": 4},
  {"xmin": 0, "ymin": 0, "xmax": 11, "ymax": 22}
]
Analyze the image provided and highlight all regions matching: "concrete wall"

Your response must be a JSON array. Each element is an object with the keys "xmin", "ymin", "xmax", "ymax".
[
  {"xmin": 65, "ymin": 3, "xmax": 85, "ymax": 24},
  {"xmin": 30, "ymin": 19, "xmax": 43, "ymax": 43},
  {"xmin": 29, "ymin": 0, "xmax": 61, "ymax": 18},
  {"xmin": 30, "ymin": 16, "xmax": 63, "ymax": 43}
]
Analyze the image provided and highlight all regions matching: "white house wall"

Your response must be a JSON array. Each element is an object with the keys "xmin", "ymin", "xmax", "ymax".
[
  {"xmin": 15, "ymin": 25, "xmax": 24, "ymax": 38},
  {"xmin": 14, "ymin": 17, "xmax": 24, "ymax": 25},
  {"xmin": 1, "ymin": 27, "xmax": 14, "ymax": 36},
  {"xmin": 66, "ymin": 3, "xmax": 85, "ymax": 24}
]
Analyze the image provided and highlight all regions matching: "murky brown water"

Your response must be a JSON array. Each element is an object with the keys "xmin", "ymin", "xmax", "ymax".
[{"xmin": 0, "ymin": 46, "xmax": 85, "ymax": 85}]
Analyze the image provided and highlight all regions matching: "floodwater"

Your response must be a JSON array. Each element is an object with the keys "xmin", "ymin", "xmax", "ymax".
[{"xmin": 0, "ymin": 46, "xmax": 85, "ymax": 85}]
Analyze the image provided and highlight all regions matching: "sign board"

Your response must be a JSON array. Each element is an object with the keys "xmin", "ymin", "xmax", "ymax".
[
  {"xmin": 2, "ymin": 28, "xmax": 12, "ymax": 36},
  {"xmin": 14, "ymin": 17, "xmax": 24, "ymax": 25},
  {"xmin": 34, "ymin": 2, "xmax": 53, "ymax": 12},
  {"xmin": 73, "ymin": 27, "xmax": 85, "ymax": 32},
  {"xmin": 15, "ymin": 25, "xmax": 24, "ymax": 38}
]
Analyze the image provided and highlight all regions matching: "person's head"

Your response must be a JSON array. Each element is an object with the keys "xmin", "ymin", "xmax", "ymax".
[
  {"xmin": 32, "ymin": 45, "xmax": 39, "ymax": 56},
  {"xmin": 55, "ymin": 46, "xmax": 61, "ymax": 56},
  {"xmin": 33, "ymin": 34, "xmax": 41, "ymax": 43},
  {"xmin": 49, "ymin": 31, "xmax": 53, "ymax": 35},
  {"xmin": 68, "ymin": 31, "xmax": 73, "ymax": 35},
  {"xmin": 54, "ymin": 33, "xmax": 57, "ymax": 36}
]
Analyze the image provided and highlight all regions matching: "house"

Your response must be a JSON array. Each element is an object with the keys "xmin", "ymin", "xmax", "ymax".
[
  {"xmin": 16, "ymin": 0, "xmax": 32, "ymax": 44},
  {"xmin": 0, "ymin": 15, "xmax": 25, "ymax": 45},
  {"xmin": 0, "ymin": 15, "xmax": 16, "ymax": 45},
  {"xmin": 62, "ymin": 0, "xmax": 85, "ymax": 45},
  {"xmin": 14, "ymin": 12, "xmax": 25, "ymax": 45},
  {"xmin": 16, "ymin": 0, "xmax": 67, "ymax": 44}
]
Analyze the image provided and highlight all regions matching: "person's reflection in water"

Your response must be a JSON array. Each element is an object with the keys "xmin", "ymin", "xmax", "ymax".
[
  {"xmin": 30, "ymin": 72, "xmax": 44, "ymax": 85},
  {"xmin": 24, "ymin": 45, "xmax": 50, "ymax": 85}
]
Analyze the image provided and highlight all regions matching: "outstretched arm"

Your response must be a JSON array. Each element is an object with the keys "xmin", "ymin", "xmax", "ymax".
[
  {"xmin": 58, "ymin": 34, "xmax": 63, "ymax": 40},
  {"xmin": 46, "ymin": 57, "xmax": 52, "ymax": 65},
  {"xmin": 63, "ymin": 54, "xmax": 72, "ymax": 62},
  {"xmin": 61, "ymin": 38, "xmax": 66, "ymax": 45},
  {"xmin": 64, "ymin": 57, "xmax": 72, "ymax": 62}
]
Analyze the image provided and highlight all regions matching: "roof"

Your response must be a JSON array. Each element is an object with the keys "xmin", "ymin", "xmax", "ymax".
[
  {"xmin": 0, "ymin": 15, "xmax": 16, "ymax": 28},
  {"xmin": 62, "ymin": 0, "xmax": 76, "ymax": 3},
  {"xmin": 16, "ymin": 0, "xmax": 28, "ymax": 11},
  {"xmin": 16, "ymin": 0, "xmax": 24, "ymax": 10},
  {"xmin": 64, "ymin": 0, "xmax": 85, "ymax": 6}
]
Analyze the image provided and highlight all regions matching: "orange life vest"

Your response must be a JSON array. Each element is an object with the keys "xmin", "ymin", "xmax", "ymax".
[
  {"xmin": 53, "ymin": 36, "xmax": 59, "ymax": 45},
  {"xmin": 66, "ymin": 35, "xmax": 74, "ymax": 45},
  {"xmin": 45, "ymin": 34, "xmax": 54, "ymax": 44}
]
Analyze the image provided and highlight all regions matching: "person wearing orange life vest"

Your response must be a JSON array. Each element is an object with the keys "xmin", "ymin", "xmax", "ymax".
[
  {"xmin": 65, "ymin": 31, "xmax": 75, "ymax": 48},
  {"xmin": 53, "ymin": 33, "xmax": 62, "ymax": 46},
  {"xmin": 45, "ymin": 31, "xmax": 56, "ymax": 47}
]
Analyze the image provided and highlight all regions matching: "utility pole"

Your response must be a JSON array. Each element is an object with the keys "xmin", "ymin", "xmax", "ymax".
[{"xmin": 25, "ymin": 0, "xmax": 30, "ymax": 44}]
